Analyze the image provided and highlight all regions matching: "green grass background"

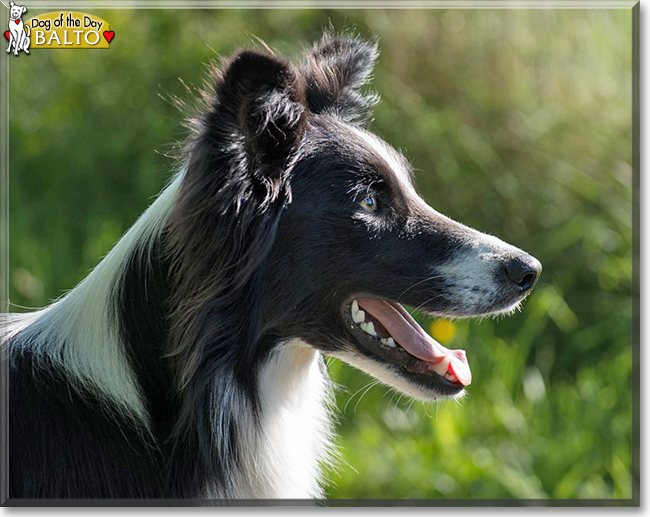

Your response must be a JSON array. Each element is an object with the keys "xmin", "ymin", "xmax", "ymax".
[{"xmin": 7, "ymin": 8, "xmax": 633, "ymax": 500}]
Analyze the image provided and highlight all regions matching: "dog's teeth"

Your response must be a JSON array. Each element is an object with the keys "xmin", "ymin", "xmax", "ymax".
[
  {"xmin": 385, "ymin": 337, "xmax": 396, "ymax": 348},
  {"xmin": 432, "ymin": 356, "xmax": 451, "ymax": 378},
  {"xmin": 361, "ymin": 322, "xmax": 377, "ymax": 336},
  {"xmin": 351, "ymin": 300, "xmax": 359, "ymax": 314},
  {"xmin": 353, "ymin": 309, "xmax": 365, "ymax": 324}
]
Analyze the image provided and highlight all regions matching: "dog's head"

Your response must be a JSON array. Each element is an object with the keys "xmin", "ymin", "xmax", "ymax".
[
  {"xmin": 9, "ymin": 2, "xmax": 27, "ymax": 20},
  {"xmin": 168, "ymin": 34, "xmax": 541, "ymax": 401}
]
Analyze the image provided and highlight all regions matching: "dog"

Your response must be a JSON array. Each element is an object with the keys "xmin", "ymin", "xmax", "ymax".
[
  {"xmin": 6, "ymin": 1, "xmax": 30, "ymax": 56},
  {"xmin": 3, "ymin": 33, "xmax": 541, "ymax": 499}
]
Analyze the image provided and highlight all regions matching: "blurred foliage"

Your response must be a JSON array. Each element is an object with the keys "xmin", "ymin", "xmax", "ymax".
[{"xmin": 7, "ymin": 8, "xmax": 633, "ymax": 500}]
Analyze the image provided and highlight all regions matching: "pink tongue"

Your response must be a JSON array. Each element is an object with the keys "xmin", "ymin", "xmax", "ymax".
[{"xmin": 356, "ymin": 298, "xmax": 472, "ymax": 386}]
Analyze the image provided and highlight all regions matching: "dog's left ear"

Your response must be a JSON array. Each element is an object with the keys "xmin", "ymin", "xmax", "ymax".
[
  {"xmin": 301, "ymin": 32, "xmax": 379, "ymax": 124},
  {"xmin": 21, "ymin": 5, "xmax": 27, "ymax": 14}
]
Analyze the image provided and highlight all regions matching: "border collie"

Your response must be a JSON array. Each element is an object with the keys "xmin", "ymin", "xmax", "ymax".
[{"xmin": 3, "ymin": 33, "xmax": 541, "ymax": 499}]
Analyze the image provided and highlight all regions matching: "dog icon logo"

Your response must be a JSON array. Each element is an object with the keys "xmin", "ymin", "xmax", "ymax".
[{"xmin": 6, "ymin": 1, "xmax": 30, "ymax": 56}]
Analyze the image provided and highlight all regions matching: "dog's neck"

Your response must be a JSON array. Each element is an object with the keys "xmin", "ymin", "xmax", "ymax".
[
  {"xmin": 252, "ymin": 339, "xmax": 334, "ymax": 498},
  {"xmin": 117, "ymin": 233, "xmax": 335, "ymax": 498},
  {"xmin": 205, "ymin": 339, "xmax": 334, "ymax": 498}
]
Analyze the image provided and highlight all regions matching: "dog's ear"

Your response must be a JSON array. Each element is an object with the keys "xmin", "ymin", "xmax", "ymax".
[
  {"xmin": 201, "ymin": 50, "xmax": 307, "ymax": 179},
  {"xmin": 168, "ymin": 51, "xmax": 307, "ymax": 392},
  {"xmin": 21, "ymin": 5, "xmax": 26, "ymax": 14},
  {"xmin": 9, "ymin": 2, "xmax": 14, "ymax": 7},
  {"xmin": 301, "ymin": 32, "xmax": 379, "ymax": 124}
]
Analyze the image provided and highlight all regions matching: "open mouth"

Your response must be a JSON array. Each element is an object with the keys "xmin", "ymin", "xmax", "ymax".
[{"xmin": 344, "ymin": 298, "xmax": 472, "ymax": 393}]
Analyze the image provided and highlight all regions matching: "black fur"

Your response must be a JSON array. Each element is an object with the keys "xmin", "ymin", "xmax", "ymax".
[
  {"xmin": 9, "ymin": 354, "xmax": 167, "ymax": 498},
  {"xmin": 163, "ymin": 49, "xmax": 308, "ymax": 490},
  {"xmin": 302, "ymin": 32, "xmax": 379, "ymax": 122}
]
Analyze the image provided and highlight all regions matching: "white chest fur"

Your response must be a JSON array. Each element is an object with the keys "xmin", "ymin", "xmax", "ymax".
[{"xmin": 235, "ymin": 340, "xmax": 335, "ymax": 499}]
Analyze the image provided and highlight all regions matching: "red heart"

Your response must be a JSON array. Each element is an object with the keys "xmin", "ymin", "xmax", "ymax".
[
  {"xmin": 15, "ymin": 20, "xmax": 19, "ymax": 24},
  {"xmin": 103, "ymin": 30, "xmax": 114, "ymax": 43}
]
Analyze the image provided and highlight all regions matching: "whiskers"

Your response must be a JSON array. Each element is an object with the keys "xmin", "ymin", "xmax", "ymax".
[
  {"xmin": 384, "ymin": 386, "xmax": 418, "ymax": 422},
  {"xmin": 343, "ymin": 378, "xmax": 381, "ymax": 414},
  {"xmin": 396, "ymin": 274, "xmax": 445, "ymax": 303}
]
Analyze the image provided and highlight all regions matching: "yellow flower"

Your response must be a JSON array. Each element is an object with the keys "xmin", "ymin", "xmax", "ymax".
[{"xmin": 430, "ymin": 319, "xmax": 457, "ymax": 344}]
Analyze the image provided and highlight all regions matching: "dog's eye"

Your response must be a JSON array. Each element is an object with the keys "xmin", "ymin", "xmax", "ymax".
[{"xmin": 359, "ymin": 194, "xmax": 378, "ymax": 212}]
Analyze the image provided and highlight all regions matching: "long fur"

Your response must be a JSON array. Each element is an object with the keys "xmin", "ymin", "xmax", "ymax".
[
  {"xmin": 4, "ymin": 34, "xmax": 360, "ymax": 499},
  {"xmin": 4, "ymin": 31, "xmax": 540, "ymax": 499}
]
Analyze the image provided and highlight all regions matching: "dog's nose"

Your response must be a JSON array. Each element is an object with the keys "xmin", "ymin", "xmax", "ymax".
[{"xmin": 504, "ymin": 255, "xmax": 542, "ymax": 291}]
